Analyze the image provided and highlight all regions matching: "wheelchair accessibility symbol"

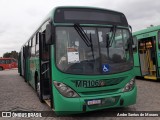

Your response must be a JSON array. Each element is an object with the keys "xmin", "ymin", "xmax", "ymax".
[{"xmin": 102, "ymin": 64, "xmax": 109, "ymax": 73}]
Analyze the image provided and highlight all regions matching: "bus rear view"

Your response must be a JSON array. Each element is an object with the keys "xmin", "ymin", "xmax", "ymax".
[{"xmin": 19, "ymin": 6, "xmax": 137, "ymax": 115}]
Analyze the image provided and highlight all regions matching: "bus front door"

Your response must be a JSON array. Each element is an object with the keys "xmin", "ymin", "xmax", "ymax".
[{"xmin": 39, "ymin": 31, "xmax": 51, "ymax": 104}]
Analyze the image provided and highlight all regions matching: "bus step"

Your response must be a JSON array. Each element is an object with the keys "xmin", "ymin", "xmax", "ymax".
[
  {"xmin": 44, "ymin": 99, "xmax": 51, "ymax": 107},
  {"xmin": 43, "ymin": 95, "xmax": 50, "ymax": 100},
  {"xmin": 144, "ymin": 75, "xmax": 157, "ymax": 80},
  {"xmin": 149, "ymin": 70, "xmax": 156, "ymax": 72}
]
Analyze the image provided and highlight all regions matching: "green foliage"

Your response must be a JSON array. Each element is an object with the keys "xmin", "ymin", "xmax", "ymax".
[{"xmin": 3, "ymin": 51, "xmax": 18, "ymax": 60}]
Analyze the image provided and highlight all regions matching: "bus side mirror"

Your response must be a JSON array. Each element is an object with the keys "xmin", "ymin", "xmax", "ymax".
[
  {"xmin": 132, "ymin": 45, "xmax": 136, "ymax": 49},
  {"xmin": 129, "ymin": 25, "xmax": 132, "ymax": 33},
  {"xmin": 45, "ymin": 24, "xmax": 52, "ymax": 45},
  {"xmin": 132, "ymin": 36, "xmax": 137, "ymax": 52},
  {"xmin": 132, "ymin": 44, "xmax": 137, "ymax": 52}
]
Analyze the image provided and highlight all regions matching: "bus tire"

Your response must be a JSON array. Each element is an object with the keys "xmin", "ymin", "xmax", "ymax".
[
  {"xmin": 0, "ymin": 67, "xmax": 3, "ymax": 71},
  {"xmin": 36, "ymin": 77, "xmax": 44, "ymax": 103},
  {"xmin": 20, "ymin": 71, "xmax": 22, "ymax": 76}
]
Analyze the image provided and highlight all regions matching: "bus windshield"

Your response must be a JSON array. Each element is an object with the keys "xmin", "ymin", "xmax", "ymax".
[{"xmin": 56, "ymin": 26, "xmax": 133, "ymax": 75}]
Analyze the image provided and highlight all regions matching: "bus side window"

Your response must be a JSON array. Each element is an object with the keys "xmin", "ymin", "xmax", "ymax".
[
  {"xmin": 29, "ymin": 39, "xmax": 32, "ymax": 47},
  {"xmin": 31, "ymin": 35, "xmax": 36, "ymax": 57},
  {"xmin": 6, "ymin": 60, "xmax": 11, "ymax": 64},
  {"xmin": 41, "ymin": 21, "xmax": 50, "ymax": 60},
  {"xmin": 158, "ymin": 31, "xmax": 160, "ymax": 49},
  {"xmin": 28, "ymin": 40, "xmax": 32, "ymax": 58},
  {"xmin": 1, "ymin": 60, "xmax": 4, "ymax": 64},
  {"xmin": 35, "ymin": 32, "xmax": 40, "ymax": 56}
]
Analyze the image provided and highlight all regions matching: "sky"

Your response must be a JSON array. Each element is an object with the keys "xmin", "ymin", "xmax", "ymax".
[{"xmin": 0, "ymin": 0, "xmax": 160, "ymax": 57}]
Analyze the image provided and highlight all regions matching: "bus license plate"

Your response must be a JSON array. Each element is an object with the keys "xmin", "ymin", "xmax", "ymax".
[{"xmin": 87, "ymin": 99, "xmax": 101, "ymax": 105}]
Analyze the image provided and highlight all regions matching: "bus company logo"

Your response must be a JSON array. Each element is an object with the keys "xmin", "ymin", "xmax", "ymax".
[
  {"xmin": 73, "ymin": 80, "xmax": 106, "ymax": 88},
  {"xmin": 2, "ymin": 112, "xmax": 11, "ymax": 117}
]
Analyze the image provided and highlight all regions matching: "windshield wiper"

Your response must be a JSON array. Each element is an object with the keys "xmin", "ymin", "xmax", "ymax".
[
  {"xmin": 106, "ymin": 33, "xmax": 110, "ymax": 59},
  {"xmin": 89, "ymin": 33, "xmax": 94, "ymax": 59},
  {"xmin": 105, "ymin": 25, "xmax": 117, "ymax": 59},
  {"xmin": 74, "ymin": 24, "xmax": 94, "ymax": 59},
  {"xmin": 106, "ymin": 25, "xmax": 117, "ymax": 48},
  {"xmin": 74, "ymin": 24, "xmax": 91, "ymax": 47}
]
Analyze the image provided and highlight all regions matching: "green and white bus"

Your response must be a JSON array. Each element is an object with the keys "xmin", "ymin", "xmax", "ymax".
[
  {"xmin": 133, "ymin": 25, "xmax": 160, "ymax": 80},
  {"xmin": 18, "ymin": 6, "xmax": 137, "ymax": 115}
]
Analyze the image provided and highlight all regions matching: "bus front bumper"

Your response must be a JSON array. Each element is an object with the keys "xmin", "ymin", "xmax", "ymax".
[{"xmin": 54, "ymin": 86, "xmax": 137, "ymax": 115}]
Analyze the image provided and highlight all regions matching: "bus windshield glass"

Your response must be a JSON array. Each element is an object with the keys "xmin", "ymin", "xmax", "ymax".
[{"xmin": 56, "ymin": 26, "xmax": 133, "ymax": 75}]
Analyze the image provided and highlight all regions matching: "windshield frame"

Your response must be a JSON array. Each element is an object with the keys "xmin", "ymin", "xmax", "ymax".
[{"xmin": 54, "ymin": 25, "xmax": 134, "ymax": 75}]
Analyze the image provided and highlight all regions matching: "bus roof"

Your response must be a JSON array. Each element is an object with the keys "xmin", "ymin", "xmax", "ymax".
[{"xmin": 133, "ymin": 25, "xmax": 160, "ymax": 36}]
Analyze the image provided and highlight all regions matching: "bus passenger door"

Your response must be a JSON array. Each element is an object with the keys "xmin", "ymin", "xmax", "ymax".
[
  {"xmin": 138, "ymin": 37, "xmax": 157, "ymax": 80},
  {"xmin": 157, "ymin": 31, "xmax": 160, "ymax": 78},
  {"xmin": 39, "ymin": 30, "xmax": 51, "ymax": 101},
  {"xmin": 23, "ymin": 45, "xmax": 29, "ymax": 82}
]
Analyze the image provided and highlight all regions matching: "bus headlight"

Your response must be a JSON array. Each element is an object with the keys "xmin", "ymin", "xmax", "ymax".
[
  {"xmin": 122, "ymin": 78, "xmax": 135, "ymax": 92},
  {"xmin": 54, "ymin": 81, "xmax": 80, "ymax": 98}
]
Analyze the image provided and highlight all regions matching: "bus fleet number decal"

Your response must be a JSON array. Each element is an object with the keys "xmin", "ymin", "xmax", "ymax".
[{"xmin": 73, "ymin": 80, "xmax": 106, "ymax": 88}]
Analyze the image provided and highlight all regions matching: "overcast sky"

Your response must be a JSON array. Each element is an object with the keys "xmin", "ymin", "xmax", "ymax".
[{"xmin": 0, "ymin": 0, "xmax": 160, "ymax": 57}]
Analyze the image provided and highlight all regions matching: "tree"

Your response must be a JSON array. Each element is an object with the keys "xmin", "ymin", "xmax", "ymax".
[
  {"xmin": 3, "ymin": 51, "xmax": 18, "ymax": 60},
  {"xmin": 147, "ymin": 25, "xmax": 154, "ymax": 28}
]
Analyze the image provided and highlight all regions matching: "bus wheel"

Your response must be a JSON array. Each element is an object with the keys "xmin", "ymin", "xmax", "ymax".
[
  {"xmin": 36, "ymin": 78, "xmax": 44, "ymax": 103},
  {"xmin": 0, "ymin": 67, "xmax": 3, "ymax": 71}
]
